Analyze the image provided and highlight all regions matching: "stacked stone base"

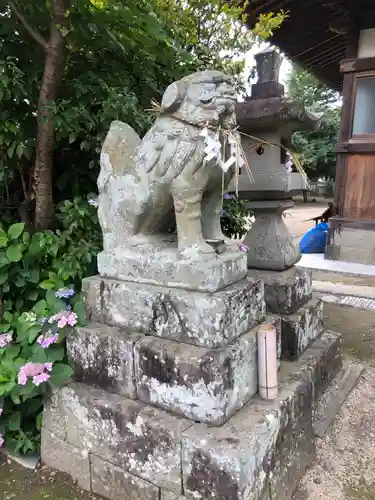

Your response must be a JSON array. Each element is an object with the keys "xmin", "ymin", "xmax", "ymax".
[
  {"xmin": 42, "ymin": 266, "xmax": 345, "ymax": 499},
  {"xmin": 42, "ymin": 331, "xmax": 342, "ymax": 500}
]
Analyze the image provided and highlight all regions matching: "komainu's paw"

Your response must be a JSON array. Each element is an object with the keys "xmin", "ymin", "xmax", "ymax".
[{"xmin": 180, "ymin": 241, "xmax": 216, "ymax": 260}]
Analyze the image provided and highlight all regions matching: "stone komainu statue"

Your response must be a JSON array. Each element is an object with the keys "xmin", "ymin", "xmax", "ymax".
[{"xmin": 98, "ymin": 70, "xmax": 238, "ymax": 260}]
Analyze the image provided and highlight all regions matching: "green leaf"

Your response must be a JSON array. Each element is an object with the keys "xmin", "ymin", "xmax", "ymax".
[
  {"xmin": 16, "ymin": 143, "xmax": 24, "ymax": 159},
  {"xmin": 27, "ymin": 325, "xmax": 42, "ymax": 343},
  {"xmin": 16, "ymin": 320, "xmax": 32, "ymax": 342},
  {"xmin": 6, "ymin": 244, "xmax": 23, "ymax": 263},
  {"xmin": 18, "ymin": 380, "xmax": 39, "ymax": 398},
  {"xmin": 7, "ymin": 411, "xmax": 21, "ymax": 431},
  {"xmin": 50, "ymin": 363, "xmax": 73, "ymax": 386},
  {"xmin": 0, "ymin": 253, "xmax": 8, "ymax": 267},
  {"xmin": 30, "ymin": 348, "xmax": 47, "ymax": 364},
  {"xmin": 7, "ymin": 143, "xmax": 15, "ymax": 159},
  {"xmin": 0, "ymin": 271, "xmax": 8, "ymax": 285},
  {"xmin": 22, "ymin": 231, "xmax": 30, "ymax": 245},
  {"xmin": 39, "ymin": 279, "xmax": 55, "ymax": 290},
  {"xmin": 73, "ymin": 299, "xmax": 86, "ymax": 326},
  {"xmin": 36, "ymin": 411, "xmax": 43, "ymax": 431},
  {"xmin": 5, "ymin": 344, "xmax": 21, "ymax": 359},
  {"xmin": 46, "ymin": 345, "xmax": 65, "ymax": 363},
  {"xmin": 24, "ymin": 397, "xmax": 43, "ymax": 415},
  {"xmin": 15, "ymin": 298, "xmax": 24, "ymax": 310},
  {"xmin": 0, "ymin": 380, "xmax": 16, "ymax": 396},
  {"xmin": 46, "ymin": 290, "xmax": 65, "ymax": 312},
  {"xmin": 33, "ymin": 300, "xmax": 47, "ymax": 317},
  {"xmin": 27, "ymin": 290, "xmax": 39, "ymax": 301},
  {"xmin": 28, "ymin": 269, "xmax": 40, "ymax": 284},
  {"xmin": 10, "ymin": 390, "xmax": 21, "ymax": 405},
  {"xmin": 3, "ymin": 312, "xmax": 12, "ymax": 323},
  {"xmin": 0, "ymin": 229, "xmax": 8, "ymax": 248},
  {"xmin": 15, "ymin": 276, "xmax": 26, "ymax": 287},
  {"xmin": 8, "ymin": 223, "xmax": 25, "ymax": 240}
]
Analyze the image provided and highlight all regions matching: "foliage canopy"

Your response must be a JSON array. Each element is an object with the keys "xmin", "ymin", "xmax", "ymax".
[{"xmin": 286, "ymin": 65, "xmax": 341, "ymax": 180}]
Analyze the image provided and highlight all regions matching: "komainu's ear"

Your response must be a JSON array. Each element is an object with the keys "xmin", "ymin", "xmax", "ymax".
[{"xmin": 161, "ymin": 81, "xmax": 186, "ymax": 113}]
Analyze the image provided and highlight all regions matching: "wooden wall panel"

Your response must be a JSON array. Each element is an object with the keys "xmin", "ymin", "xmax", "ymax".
[
  {"xmin": 334, "ymin": 153, "xmax": 348, "ymax": 217},
  {"xmin": 343, "ymin": 154, "xmax": 375, "ymax": 219}
]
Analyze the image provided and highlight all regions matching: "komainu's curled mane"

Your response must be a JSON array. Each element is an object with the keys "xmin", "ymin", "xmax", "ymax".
[{"xmin": 98, "ymin": 70, "xmax": 238, "ymax": 259}]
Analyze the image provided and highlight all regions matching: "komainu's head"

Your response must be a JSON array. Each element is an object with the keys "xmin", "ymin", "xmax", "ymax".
[{"xmin": 160, "ymin": 70, "xmax": 237, "ymax": 128}]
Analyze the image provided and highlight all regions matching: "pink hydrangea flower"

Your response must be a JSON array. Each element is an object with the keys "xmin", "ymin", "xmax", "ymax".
[
  {"xmin": 0, "ymin": 334, "xmax": 12, "ymax": 348},
  {"xmin": 0, "ymin": 408, "xmax": 3, "ymax": 416},
  {"xmin": 18, "ymin": 362, "xmax": 53, "ymax": 386},
  {"xmin": 33, "ymin": 372, "xmax": 50, "ymax": 386},
  {"xmin": 49, "ymin": 311, "xmax": 77, "ymax": 328},
  {"xmin": 67, "ymin": 312, "xmax": 78, "ymax": 326}
]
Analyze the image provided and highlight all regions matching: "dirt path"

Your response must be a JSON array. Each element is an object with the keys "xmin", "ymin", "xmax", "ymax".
[
  {"xmin": 284, "ymin": 201, "xmax": 329, "ymax": 244},
  {"xmin": 0, "ymin": 457, "xmax": 100, "ymax": 500}
]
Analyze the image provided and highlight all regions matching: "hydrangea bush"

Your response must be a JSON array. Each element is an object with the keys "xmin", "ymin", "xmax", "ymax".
[
  {"xmin": 221, "ymin": 193, "xmax": 250, "ymax": 240},
  {"xmin": 0, "ymin": 197, "xmax": 100, "ymax": 454},
  {"xmin": 0, "ymin": 284, "xmax": 83, "ymax": 453}
]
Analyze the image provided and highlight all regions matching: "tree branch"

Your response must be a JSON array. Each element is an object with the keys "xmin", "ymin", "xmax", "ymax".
[{"xmin": 9, "ymin": 1, "xmax": 47, "ymax": 50}]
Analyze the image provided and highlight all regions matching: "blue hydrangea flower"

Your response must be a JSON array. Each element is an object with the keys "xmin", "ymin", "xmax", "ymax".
[{"xmin": 55, "ymin": 287, "xmax": 75, "ymax": 299}]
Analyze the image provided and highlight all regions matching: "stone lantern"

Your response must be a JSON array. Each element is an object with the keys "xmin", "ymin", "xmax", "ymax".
[{"xmin": 232, "ymin": 48, "xmax": 320, "ymax": 270}]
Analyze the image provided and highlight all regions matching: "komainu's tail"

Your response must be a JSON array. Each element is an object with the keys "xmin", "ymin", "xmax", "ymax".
[{"xmin": 98, "ymin": 121, "xmax": 149, "ymax": 251}]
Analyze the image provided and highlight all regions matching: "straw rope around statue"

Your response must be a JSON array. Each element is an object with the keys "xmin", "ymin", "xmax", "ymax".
[{"xmin": 146, "ymin": 99, "xmax": 308, "ymax": 198}]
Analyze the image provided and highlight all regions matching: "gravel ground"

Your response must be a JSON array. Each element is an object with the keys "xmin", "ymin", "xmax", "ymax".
[{"xmin": 293, "ymin": 366, "xmax": 375, "ymax": 500}]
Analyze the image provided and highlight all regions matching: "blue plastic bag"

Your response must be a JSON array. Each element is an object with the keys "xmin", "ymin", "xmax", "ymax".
[{"xmin": 299, "ymin": 222, "xmax": 328, "ymax": 254}]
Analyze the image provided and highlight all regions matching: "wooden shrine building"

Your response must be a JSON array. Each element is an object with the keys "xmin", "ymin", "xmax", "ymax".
[{"xmin": 246, "ymin": 0, "xmax": 375, "ymax": 264}]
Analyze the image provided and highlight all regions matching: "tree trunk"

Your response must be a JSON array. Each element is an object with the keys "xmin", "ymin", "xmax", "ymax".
[{"xmin": 33, "ymin": 0, "xmax": 71, "ymax": 229}]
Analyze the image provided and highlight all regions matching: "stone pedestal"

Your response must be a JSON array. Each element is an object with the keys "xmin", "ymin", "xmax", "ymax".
[
  {"xmin": 243, "ymin": 200, "xmax": 301, "ymax": 270},
  {"xmin": 98, "ymin": 246, "xmax": 247, "ymax": 292},
  {"xmin": 42, "ymin": 331, "xmax": 342, "ymax": 500},
  {"xmin": 41, "ymin": 248, "xmax": 349, "ymax": 500}
]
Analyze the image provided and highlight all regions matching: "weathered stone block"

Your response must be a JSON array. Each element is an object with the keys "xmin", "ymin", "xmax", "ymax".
[
  {"xmin": 61, "ymin": 383, "xmax": 192, "ymax": 492},
  {"xmin": 308, "ymin": 330, "xmax": 342, "ymax": 400},
  {"xmin": 67, "ymin": 323, "xmax": 141, "ymax": 398},
  {"xmin": 181, "ymin": 331, "xmax": 341, "ymax": 500},
  {"xmin": 91, "ymin": 454, "xmax": 160, "ymax": 500},
  {"xmin": 134, "ymin": 330, "xmax": 258, "ymax": 425},
  {"xmin": 248, "ymin": 267, "xmax": 312, "ymax": 314},
  {"xmin": 271, "ymin": 315, "xmax": 282, "ymax": 370},
  {"xmin": 281, "ymin": 297, "xmax": 324, "ymax": 360},
  {"xmin": 98, "ymin": 247, "xmax": 248, "ymax": 293},
  {"xmin": 161, "ymin": 490, "xmax": 185, "ymax": 500},
  {"xmin": 42, "ymin": 390, "xmax": 66, "ymax": 440},
  {"xmin": 41, "ymin": 429, "xmax": 91, "ymax": 491},
  {"xmin": 82, "ymin": 276, "xmax": 265, "ymax": 348}
]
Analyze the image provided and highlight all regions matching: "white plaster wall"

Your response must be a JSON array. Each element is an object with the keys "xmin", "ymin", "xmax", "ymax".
[
  {"xmin": 352, "ymin": 77, "xmax": 375, "ymax": 135},
  {"xmin": 358, "ymin": 29, "xmax": 375, "ymax": 59}
]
